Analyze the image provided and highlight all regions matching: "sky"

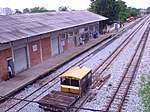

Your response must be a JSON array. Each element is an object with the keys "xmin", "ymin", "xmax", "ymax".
[{"xmin": 0, "ymin": 0, "xmax": 149, "ymax": 11}]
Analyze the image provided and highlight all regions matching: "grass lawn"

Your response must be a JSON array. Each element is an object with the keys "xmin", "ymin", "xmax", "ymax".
[{"xmin": 139, "ymin": 74, "xmax": 150, "ymax": 112}]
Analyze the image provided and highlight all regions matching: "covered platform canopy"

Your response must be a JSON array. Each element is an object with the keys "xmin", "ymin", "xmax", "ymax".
[{"xmin": 0, "ymin": 10, "xmax": 108, "ymax": 44}]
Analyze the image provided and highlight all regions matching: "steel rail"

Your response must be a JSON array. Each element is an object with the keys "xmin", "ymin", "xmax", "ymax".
[
  {"xmin": 105, "ymin": 22, "xmax": 150, "ymax": 112},
  {"xmin": 91, "ymin": 21, "xmax": 145, "ymax": 89},
  {"xmin": 3, "ymin": 25, "xmax": 121, "ymax": 112},
  {"xmin": 1, "ymin": 18, "xmax": 145, "ymax": 112},
  {"xmin": 0, "ymin": 95, "xmax": 104, "ymax": 112},
  {"xmin": 72, "ymin": 21, "xmax": 146, "ymax": 112}
]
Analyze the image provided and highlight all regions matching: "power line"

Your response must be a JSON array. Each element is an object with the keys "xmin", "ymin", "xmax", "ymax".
[{"xmin": 0, "ymin": 95, "xmax": 106, "ymax": 112}]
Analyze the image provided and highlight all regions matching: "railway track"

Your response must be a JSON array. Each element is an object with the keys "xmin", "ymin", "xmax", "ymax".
[
  {"xmin": 104, "ymin": 23, "xmax": 150, "ymax": 112},
  {"xmin": 74, "ymin": 18, "xmax": 149, "ymax": 112},
  {"xmin": 91, "ymin": 21, "xmax": 145, "ymax": 89},
  {"xmin": 0, "ymin": 18, "xmax": 147, "ymax": 112},
  {"xmin": 0, "ymin": 22, "xmax": 127, "ymax": 112}
]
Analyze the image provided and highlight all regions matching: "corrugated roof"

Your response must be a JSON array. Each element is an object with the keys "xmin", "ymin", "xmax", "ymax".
[{"xmin": 0, "ymin": 10, "xmax": 108, "ymax": 43}]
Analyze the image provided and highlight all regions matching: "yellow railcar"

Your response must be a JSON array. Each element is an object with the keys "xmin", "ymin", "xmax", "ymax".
[{"xmin": 60, "ymin": 66, "xmax": 92, "ymax": 95}]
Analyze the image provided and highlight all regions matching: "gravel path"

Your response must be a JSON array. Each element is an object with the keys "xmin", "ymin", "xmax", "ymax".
[
  {"xmin": 79, "ymin": 19, "xmax": 149, "ymax": 112},
  {"xmin": 0, "ymin": 19, "xmax": 149, "ymax": 112},
  {"xmin": 0, "ymin": 34, "xmax": 112, "ymax": 112},
  {"xmin": 123, "ymin": 25, "xmax": 150, "ymax": 112}
]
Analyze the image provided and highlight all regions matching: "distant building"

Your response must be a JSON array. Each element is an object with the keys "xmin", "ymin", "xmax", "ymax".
[
  {"xmin": 0, "ymin": 7, "xmax": 13, "ymax": 15},
  {"xmin": 139, "ymin": 9, "xmax": 147, "ymax": 16}
]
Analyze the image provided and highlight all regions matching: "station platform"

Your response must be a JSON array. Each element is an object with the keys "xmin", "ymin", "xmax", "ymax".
[{"xmin": 0, "ymin": 20, "xmax": 139, "ymax": 101}]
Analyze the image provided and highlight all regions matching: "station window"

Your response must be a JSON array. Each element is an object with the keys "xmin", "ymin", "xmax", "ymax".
[
  {"xmin": 89, "ymin": 26, "xmax": 93, "ymax": 31},
  {"xmin": 68, "ymin": 31, "xmax": 74, "ymax": 37},
  {"xmin": 71, "ymin": 79, "xmax": 79, "ymax": 87},
  {"xmin": 88, "ymin": 72, "xmax": 92, "ymax": 79},
  {"xmin": 82, "ymin": 78, "xmax": 85, "ymax": 84},
  {"xmin": 60, "ymin": 33, "xmax": 66, "ymax": 40},
  {"xmin": 85, "ymin": 27, "xmax": 88, "ymax": 31},
  {"xmin": 61, "ymin": 78, "xmax": 70, "ymax": 86},
  {"xmin": 68, "ymin": 37, "xmax": 73, "ymax": 43},
  {"xmin": 74, "ymin": 30, "xmax": 79, "ymax": 35}
]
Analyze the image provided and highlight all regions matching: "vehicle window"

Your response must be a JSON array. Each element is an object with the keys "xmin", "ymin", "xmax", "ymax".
[
  {"xmin": 61, "ymin": 78, "xmax": 70, "ymax": 85},
  {"xmin": 71, "ymin": 79, "xmax": 79, "ymax": 87},
  {"xmin": 60, "ymin": 33, "xmax": 66, "ymax": 40},
  {"xmin": 88, "ymin": 72, "xmax": 91, "ymax": 78},
  {"xmin": 82, "ymin": 78, "xmax": 85, "ymax": 84},
  {"xmin": 89, "ymin": 26, "xmax": 93, "ymax": 31},
  {"xmin": 85, "ymin": 27, "xmax": 88, "ymax": 31},
  {"xmin": 68, "ymin": 36, "xmax": 74, "ymax": 43}
]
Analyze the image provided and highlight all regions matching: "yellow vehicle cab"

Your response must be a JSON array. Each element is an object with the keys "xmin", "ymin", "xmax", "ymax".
[{"xmin": 60, "ymin": 66, "xmax": 92, "ymax": 94}]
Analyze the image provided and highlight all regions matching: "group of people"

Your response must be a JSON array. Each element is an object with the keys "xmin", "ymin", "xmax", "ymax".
[
  {"xmin": 114, "ymin": 23, "xmax": 119, "ymax": 31},
  {"xmin": 79, "ymin": 31, "xmax": 99, "ymax": 45},
  {"xmin": 102, "ymin": 23, "xmax": 120, "ymax": 34},
  {"xmin": 79, "ymin": 37, "xmax": 84, "ymax": 45}
]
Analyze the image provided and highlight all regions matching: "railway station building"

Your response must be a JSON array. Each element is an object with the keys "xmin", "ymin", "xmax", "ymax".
[{"xmin": 0, "ymin": 10, "xmax": 107, "ymax": 81}]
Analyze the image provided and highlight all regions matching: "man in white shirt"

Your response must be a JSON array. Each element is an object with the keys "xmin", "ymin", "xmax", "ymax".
[{"xmin": 8, "ymin": 65, "xmax": 13, "ymax": 78}]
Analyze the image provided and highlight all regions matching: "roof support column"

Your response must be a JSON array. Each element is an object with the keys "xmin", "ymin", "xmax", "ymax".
[
  {"xmin": 10, "ymin": 41, "xmax": 16, "ymax": 75},
  {"xmin": 27, "ymin": 38, "xmax": 31, "ymax": 68},
  {"xmin": 40, "ymin": 36, "xmax": 43, "ymax": 62}
]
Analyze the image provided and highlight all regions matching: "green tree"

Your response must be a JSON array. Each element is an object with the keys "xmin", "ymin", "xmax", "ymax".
[
  {"xmin": 15, "ymin": 9, "xmax": 22, "ymax": 14},
  {"xmin": 89, "ymin": 0, "xmax": 139, "ymax": 24},
  {"xmin": 58, "ymin": 6, "xmax": 69, "ymax": 11},
  {"xmin": 128, "ymin": 7, "xmax": 138, "ymax": 16},
  {"xmin": 117, "ymin": 0, "xmax": 127, "ymax": 23},
  {"xmin": 23, "ymin": 8, "xmax": 30, "ymax": 13},
  {"xmin": 30, "ymin": 7, "xmax": 49, "ymax": 13},
  {"xmin": 89, "ymin": 0, "xmax": 120, "ymax": 24}
]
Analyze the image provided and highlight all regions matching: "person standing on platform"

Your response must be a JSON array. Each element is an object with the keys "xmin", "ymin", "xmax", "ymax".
[
  {"xmin": 114, "ymin": 23, "xmax": 118, "ymax": 31},
  {"xmin": 8, "ymin": 65, "xmax": 13, "ymax": 79}
]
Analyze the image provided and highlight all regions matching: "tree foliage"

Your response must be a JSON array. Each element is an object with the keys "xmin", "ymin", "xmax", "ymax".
[
  {"xmin": 30, "ymin": 7, "xmax": 49, "ymax": 13},
  {"xmin": 22, "ymin": 7, "xmax": 49, "ymax": 14},
  {"xmin": 58, "ymin": 6, "xmax": 69, "ymax": 11},
  {"xmin": 89, "ymin": 0, "xmax": 139, "ymax": 24},
  {"xmin": 89, "ymin": 0, "xmax": 120, "ymax": 23},
  {"xmin": 23, "ymin": 8, "xmax": 30, "ymax": 13},
  {"xmin": 15, "ymin": 9, "xmax": 22, "ymax": 14}
]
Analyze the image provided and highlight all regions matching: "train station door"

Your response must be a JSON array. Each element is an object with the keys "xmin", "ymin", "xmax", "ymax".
[
  {"xmin": 7, "ymin": 58, "xmax": 14, "ymax": 75},
  {"xmin": 51, "ymin": 37, "xmax": 59, "ymax": 56},
  {"xmin": 14, "ymin": 47, "xmax": 28, "ymax": 74}
]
